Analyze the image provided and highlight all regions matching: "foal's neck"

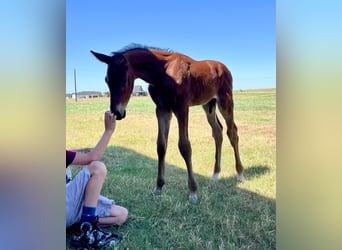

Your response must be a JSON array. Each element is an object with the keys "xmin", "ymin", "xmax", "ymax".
[{"xmin": 125, "ymin": 49, "xmax": 167, "ymax": 84}]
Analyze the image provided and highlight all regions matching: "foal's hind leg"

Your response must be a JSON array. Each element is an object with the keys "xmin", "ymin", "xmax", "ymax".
[
  {"xmin": 218, "ymin": 95, "xmax": 244, "ymax": 182},
  {"xmin": 202, "ymin": 100, "xmax": 223, "ymax": 181},
  {"xmin": 152, "ymin": 108, "xmax": 172, "ymax": 196}
]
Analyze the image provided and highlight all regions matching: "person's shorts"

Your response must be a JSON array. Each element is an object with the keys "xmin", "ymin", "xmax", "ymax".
[{"xmin": 66, "ymin": 167, "xmax": 114, "ymax": 227}]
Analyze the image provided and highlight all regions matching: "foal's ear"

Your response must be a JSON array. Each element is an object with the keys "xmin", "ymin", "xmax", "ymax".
[{"xmin": 90, "ymin": 50, "xmax": 111, "ymax": 64}]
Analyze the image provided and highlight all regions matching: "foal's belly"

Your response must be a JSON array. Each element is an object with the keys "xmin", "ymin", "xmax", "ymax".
[{"xmin": 189, "ymin": 94, "xmax": 217, "ymax": 106}]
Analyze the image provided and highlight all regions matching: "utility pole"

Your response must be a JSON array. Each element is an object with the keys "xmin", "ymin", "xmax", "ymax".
[{"xmin": 74, "ymin": 69, "xmax": 77, "ymax": 102}]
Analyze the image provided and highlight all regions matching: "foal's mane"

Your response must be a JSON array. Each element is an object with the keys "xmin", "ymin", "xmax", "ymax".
[{"xmin": 113, "ymin": 43, "xmax": 173, "ymax": 55}]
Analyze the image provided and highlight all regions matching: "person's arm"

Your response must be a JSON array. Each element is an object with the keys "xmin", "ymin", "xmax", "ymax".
[{"xmin": 71, "ymin": 111, "xmax": 116, "ymax": 166}]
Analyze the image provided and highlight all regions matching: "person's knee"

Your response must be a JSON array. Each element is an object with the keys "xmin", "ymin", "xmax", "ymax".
[
  {"xmin": 122, "ymin": 207, "xmax": 129, "ymax": 221},
  {"xmin": 88, "ymin": 161, "xmax": 107, "ymax": 178},
  {"xmin": 118, "ymin": 207, "xmax": 129, "ymax": 225},
  {"xmin": 115, "ymin": 206, "xmax": 128, "ymax": 226}
]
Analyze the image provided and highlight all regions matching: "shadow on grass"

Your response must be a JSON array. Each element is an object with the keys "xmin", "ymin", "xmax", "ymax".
[{"xmin": 67, "ymin": 146, "xmax": 275, "ymax": 249}]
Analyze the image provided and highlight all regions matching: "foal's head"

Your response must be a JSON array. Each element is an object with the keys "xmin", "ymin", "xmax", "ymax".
[{"xmin": 91, "ymin": 51, "xmax": 133, "ymax": 120}]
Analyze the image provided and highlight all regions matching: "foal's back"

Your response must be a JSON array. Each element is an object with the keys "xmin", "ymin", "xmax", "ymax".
[{"xmin": 151, "ymin": 49, "xmax": 232, "ymax": 106}]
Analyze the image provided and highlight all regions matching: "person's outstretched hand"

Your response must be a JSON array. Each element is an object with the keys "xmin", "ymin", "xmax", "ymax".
[{"xmin": 104, "ymin": 111, "xmax": 116, "ymax": 134}]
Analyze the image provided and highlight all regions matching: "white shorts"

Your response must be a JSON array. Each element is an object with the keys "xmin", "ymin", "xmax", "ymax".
[{"xmin": 66, "ymin": 167, "xmax": 114, "ymax": 227}]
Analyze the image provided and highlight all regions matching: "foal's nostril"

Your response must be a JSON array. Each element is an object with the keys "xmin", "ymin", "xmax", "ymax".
[
  {"xmin": 114, "ymin": 110, "xmax": 126, "ymax": 120},
  {"xmin": 115, "ymin": 111, "xmax": 122, "ymax": 120}
]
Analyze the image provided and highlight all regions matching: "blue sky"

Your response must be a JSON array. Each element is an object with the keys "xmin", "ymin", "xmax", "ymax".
[{"xmin": 66, "ymin": 1, "xmax": 275, "ymax": 93}]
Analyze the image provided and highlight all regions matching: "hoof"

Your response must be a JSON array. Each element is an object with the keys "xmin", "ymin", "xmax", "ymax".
[
  {"xmin": 189, "ymin": 193, "xmax": 198, "ymax": 204},
  {"xmin": 211, "ymin": 173, "xmax": 219, "ymax": 182},
  {"xmin": 151, "ymin": 188, "xmax": 162, "ymax": 196},
  {"xmin": 237, "ymin": 173, "xmax": 245, "ymax": 182}
]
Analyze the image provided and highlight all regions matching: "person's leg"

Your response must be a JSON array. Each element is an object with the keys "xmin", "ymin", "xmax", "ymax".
[
  {"xmin": 98, "ymin": 204, "xmax": 128, "ymax": 226},
  {"xmin": 83, "ymin": 161, "xmax": 107, "ymax": 206},
  {"xmin": 66, "ymin": 168, "xmax": 90, "ymax": 227},
  {"xmin": 69, "ymin": 163, "xmax": 124, "ymax": 249},
  {"xmin": 80, "ymin": 161, "xmax": 107, "ymax": 223}
]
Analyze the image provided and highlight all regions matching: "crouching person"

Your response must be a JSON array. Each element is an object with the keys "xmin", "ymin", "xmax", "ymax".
[{"xmin": 66, "ymin": 111, "xmax": 128, "ymax": 249}]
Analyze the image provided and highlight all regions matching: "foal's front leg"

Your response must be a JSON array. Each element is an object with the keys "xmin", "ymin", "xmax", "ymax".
[
  {"xmin": 152, "ymin": 108, "xmax": 172, "ymax": 196},
  {"xmin": 174, "ymin": 107, "xmax": 198, "ymax": 203}
]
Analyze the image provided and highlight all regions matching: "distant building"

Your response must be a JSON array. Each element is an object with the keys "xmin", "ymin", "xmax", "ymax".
[
  {"xmin": 71, "ymin": 91, "xmax": 101, "ymax": 99},
  {"xmin": 132, "ymin": 85, "xmax": 148, "ymax": 96}
]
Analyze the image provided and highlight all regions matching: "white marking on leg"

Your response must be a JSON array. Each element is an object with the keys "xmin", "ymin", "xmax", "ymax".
[
  {"xmin": 189, "ymin": 192, "xmax": 198, "ymax": 204},
  {"xmin": 237, "ymin": 173, "xmax": 245, "ymax": 182},
  {"xmin": 211, "ymin": 173, "xmax": 219, "ymax": 181},
  {"xmin": 151, "ymin": 188, "xmax": 162, "ymax": 196}
]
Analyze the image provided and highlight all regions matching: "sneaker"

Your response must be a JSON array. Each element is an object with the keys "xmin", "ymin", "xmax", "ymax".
[{"xmin": 69, "ymin": 217, "xmax": 123, "ymax": 249}]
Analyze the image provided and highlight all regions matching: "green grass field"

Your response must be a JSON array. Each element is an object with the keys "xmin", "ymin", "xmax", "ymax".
[{"xmin": 66, "ymin": 88, "xmax": 276, "ymax": 249}]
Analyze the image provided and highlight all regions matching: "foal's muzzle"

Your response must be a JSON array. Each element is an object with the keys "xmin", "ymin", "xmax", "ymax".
[{"xmin": 114, "ymin": 110, "xmax": 126, "ymax": 120}]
